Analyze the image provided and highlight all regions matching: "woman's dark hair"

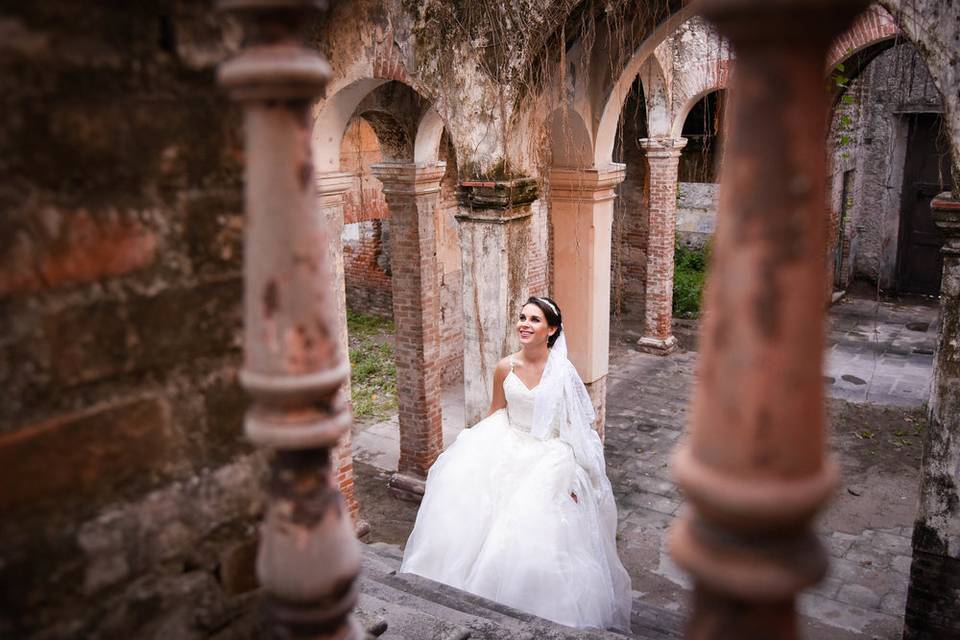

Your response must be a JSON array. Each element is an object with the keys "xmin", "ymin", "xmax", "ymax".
[{"xmin": 525, "ymin": 296, "xmax": 562, "ymax": 348}]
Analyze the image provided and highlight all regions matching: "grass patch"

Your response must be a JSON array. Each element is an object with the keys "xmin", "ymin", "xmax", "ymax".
[
  {"xmin": 673, "ymin": 241, "xmax": 710, "ymax": 319},
  {"xmin": 347, "ymin": 311, "xmax": 397, "ymax": 421}
]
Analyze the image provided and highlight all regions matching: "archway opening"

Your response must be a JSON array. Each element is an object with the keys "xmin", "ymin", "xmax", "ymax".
[{"xmin": 827, "ymin": 40, "xmax": 954, "ymax": 295}]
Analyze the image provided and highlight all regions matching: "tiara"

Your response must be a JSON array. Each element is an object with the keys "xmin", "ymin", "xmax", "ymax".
[{"xmin": 537, "ymin": 297, "xmax": 559, "ymax": 317}]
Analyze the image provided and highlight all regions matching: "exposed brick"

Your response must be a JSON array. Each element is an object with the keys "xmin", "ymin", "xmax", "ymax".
[
  {"xmin": 45, "ymin": 278, "xmax": 242, "ymax": 386},
  {"xmin": 0, "ymin": 397, "xmax": 174, "ymax": 514},
  {"xmin": 0, "ymin": 209, "xmax": 159, "ymax": 296}
]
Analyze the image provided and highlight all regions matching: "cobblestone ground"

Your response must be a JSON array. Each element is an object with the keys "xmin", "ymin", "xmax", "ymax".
[{"xmin": 354, "ymin": 293, "xmax": 938, "ymax": 639}]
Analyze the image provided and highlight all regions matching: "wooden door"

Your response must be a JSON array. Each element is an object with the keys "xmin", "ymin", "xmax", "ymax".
[{"xmin": 896, "ymin": 113, "xmax": 952, "ymax": 295}]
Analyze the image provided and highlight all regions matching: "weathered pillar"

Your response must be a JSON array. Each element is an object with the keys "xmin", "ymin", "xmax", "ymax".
[
  {"xmin": 316, "ymin": 170, "xmax": 366, "ymax": 536},
  {"xmin": 371, "ymin": 161, "xmax": 446, "ymax": 501},
  {"xmin": 218, "ymin": 1, "xmax": 361, "ymax": 637},
  {"xmin": 667, "ymin": 1, "xmax": 866, "ymax": 638},
  {"xmin": 638, "ymin": 137, "xmax": 687, "ymax": 355},
  {"xmin": 456, "ymin": 179, "xmax": 538, "ymax": 426},
  {"xmin": 550, "ymin": 166, "xmax": 626, "ymax": 439},
  {"xmin": 904, "ymin": 192, "xmax": 960, "ymax": 640}
]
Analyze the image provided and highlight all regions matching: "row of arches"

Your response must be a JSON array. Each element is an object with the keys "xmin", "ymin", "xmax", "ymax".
[{"xmin": 312, "ymin": 1, "xmax": 952, "ymax": 521}]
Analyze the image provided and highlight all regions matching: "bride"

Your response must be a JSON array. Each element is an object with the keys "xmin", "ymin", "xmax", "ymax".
[{"xmin": 400, "ymin": 296, "xmax": 632, "ymax": 631}]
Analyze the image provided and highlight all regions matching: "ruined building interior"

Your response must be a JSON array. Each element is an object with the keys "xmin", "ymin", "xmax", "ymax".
[{"xmin": 2, "ymin": 0, "xmax": 959, "ymax": 638}]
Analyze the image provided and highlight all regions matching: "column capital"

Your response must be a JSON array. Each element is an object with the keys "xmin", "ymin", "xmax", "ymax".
[
  {"xmin": 638, "ymin": 137, "xmax": 688, "ymax": 158},
  {"xmin": 315, "ymin": 171, "xmax": 353, "ymax": 194},
  {"xmin": 550, "ymin": 164, "xmax": 626, "ymax": 202},
  {"xmin": 314, "ymin": 171, "xmax": 354, "ymax": 206},
  {"xmin": 931, "ymin": 192, "xmax": 960, "ymax": 248},
  {"xmin": 458, "ymin": 177, "xmax": 539, "ymax": 210},
  {"xmin": 370, "ymin": 161, "xmax": 446, "ymax": 196}
]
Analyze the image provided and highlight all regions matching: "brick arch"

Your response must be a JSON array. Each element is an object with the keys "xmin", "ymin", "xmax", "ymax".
[
  {"xmin": 669, "ymin": 59, "xmax": 730, "ymax": 139},
  {"xmin": 827, "ymin": 4, "xmax": 899, "ymax": 71}
]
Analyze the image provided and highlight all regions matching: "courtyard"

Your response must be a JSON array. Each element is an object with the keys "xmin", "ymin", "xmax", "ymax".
[{"xmin": 352, "ymin": 292, "xmax": 939, "ymax": 639}]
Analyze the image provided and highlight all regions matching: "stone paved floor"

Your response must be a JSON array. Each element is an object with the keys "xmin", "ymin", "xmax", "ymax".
[
  {"xmin": 824, "ymin": 294, "xmax": 939, "ymax": 407},
  {"xmin": 353, "ymin": 293, "xmax": 938, "ymax": 638}
]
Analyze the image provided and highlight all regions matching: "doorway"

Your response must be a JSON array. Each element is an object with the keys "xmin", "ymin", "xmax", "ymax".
[{"xmin": 896, "ymin": 113, "xmax": 952, "ymax": 295}]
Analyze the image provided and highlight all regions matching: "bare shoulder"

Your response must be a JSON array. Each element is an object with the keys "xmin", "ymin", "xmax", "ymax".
[{"xmin": 494, "ymin": 355, "xmax": 514, "ymax": 377}]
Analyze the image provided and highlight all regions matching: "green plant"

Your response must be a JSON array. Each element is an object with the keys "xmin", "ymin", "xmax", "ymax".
[
  {"xmin": 673, "ymin": 241, "xmax": 710, "ymax": 318},
  {"xmin": 347, "ymin": 312, "xmax": 397, "ymax": 420}
]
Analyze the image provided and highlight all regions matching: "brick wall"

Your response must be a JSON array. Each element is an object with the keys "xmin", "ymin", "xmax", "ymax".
[
  {"xmin": 341, "ymin": 125, "xmax": 464, "ymax": 385},
  {"xmin": 378, "ymin": 170, "xmax": 444, "ymax": 477},
  {"xmin": 527, "ymin": 198, "xmax": 550, "ymax": 297},
  {"xmin": 612, "ymin": 87, "xmax": 650, "ymax": 324},
  {"xmin": 341, "ymin": 117, "xmax": 393, "ymax": 316},
  {"xmin": 0, "ymin": 4, "xmax": 262, "ymax": 637}
]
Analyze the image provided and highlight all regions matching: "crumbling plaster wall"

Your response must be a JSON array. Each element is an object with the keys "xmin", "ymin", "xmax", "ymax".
[
  {"xmin": 879, "ymin": 0, "xmax": 960, "ymax": 186},
  {"xmin": 828, "ymin": 42, "xmax": 946, "ymax": 289}
]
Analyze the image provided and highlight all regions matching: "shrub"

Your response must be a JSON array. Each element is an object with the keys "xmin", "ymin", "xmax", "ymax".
[{"xmin": 673, "ymin": 241, "xmax": 710, "ymax": 318}]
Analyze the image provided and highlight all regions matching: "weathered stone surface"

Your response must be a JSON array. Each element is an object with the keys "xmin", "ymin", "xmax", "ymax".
[{"xmin": 0, "ymin": 397, "xmax": 174, "ymax": 513}]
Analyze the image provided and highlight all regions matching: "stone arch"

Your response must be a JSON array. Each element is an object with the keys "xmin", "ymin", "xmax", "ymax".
[
  {"xmin": 669, "ymin": 60, "xmax": 731, "ymax": 139},
  {"xmin": 591, "ymin": 2, "xmax": 698, "ymax": 167},
  {"xmin": 639, "ymin": 57, "xmax": 671, "ymax": 138},
  {"xmin": 546, "ymin": 107, "xmax": 594, "ymax": 168},
  {"xmin": 414, "ymin": 108, "xmax": 445, "ymax": 164}
]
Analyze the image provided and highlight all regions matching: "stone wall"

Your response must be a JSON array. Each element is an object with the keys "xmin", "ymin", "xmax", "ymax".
[
  {"xmin": 0, "ymin": 2, "xmax": 262, "ymax": 638},
  {"xmin": 827, "ymin": 42, "xmax": 946, "ymax": 290},
  {"xmin": 676, "ymin": 182, "xmax": 719, "ymax": 248}
]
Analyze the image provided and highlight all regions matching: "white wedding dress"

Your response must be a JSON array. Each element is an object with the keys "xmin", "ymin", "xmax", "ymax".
[{"xmin": 400, "ymin": 353, "xmax": 632, "ymax": 631}]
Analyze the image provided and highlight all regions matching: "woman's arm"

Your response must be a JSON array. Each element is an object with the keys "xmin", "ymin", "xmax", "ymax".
[{"xmin": 487, "ymin": 357, "xmax": 511, "ymax": 417}]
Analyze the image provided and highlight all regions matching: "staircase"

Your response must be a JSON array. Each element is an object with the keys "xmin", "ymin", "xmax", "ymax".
[{"xmin": 357, "ymin": 543, "xmax": 684, "ymax": 639}]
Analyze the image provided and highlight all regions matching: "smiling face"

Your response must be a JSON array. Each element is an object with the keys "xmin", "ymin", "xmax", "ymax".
[{"xmin": 517, "ymin": 303, "xmax": 556, "ymax": 347}]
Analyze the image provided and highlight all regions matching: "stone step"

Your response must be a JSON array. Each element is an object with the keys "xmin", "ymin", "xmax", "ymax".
[{"xmin": 357, "ymin": 542, "xmax": 683, "ymax": 639}]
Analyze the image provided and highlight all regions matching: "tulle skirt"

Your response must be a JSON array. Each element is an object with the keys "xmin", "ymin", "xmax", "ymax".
[{"xmin": 400, "ymin": 409, "xmax": 632, "ymax": 631}]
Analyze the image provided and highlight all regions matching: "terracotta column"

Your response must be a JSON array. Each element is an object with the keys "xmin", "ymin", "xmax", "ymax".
[
  {"xmin": 904, "ymin": 192, "xmax": 960, "ymax": 639},
  {"xmin": 371, "ymin": 161, "xmax": 446, "ymax": 501},
  {"xmin": 550, "ymin": 165, "xmax": 626, "ymax": 439},
  {"xmin": 456, "ymin": 179, "xmax": 538, "ymax": 426},
  {"xmin": 638, "ymin": 137, "xmax": 687, "ymax": 355},
  {"xmin": 667, "ymin": 0, "xmax": 866, "ymax": 637},
  {"xmin": 218, "ymin": 1, "xmax": 361, "ymax": 637},
  {"xmin": 316, "ymin": 171, "xmax": 366, "ymax": 536}
]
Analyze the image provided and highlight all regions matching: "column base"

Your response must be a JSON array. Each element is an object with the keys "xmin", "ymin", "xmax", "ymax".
[
  {"xmin": 638, "ymin": 334, "xmax": 678, "ymax": 355},
  {"xmin": 354, "ymin": 518, "xmax": 371, "ymax": 540},
  {"xmin": 584, "ymin": 376, "xmax": 608, "ymax": 442},
  {"xmin": 388, "ymin": 471, "xmax": 426, "ymax": 503}
]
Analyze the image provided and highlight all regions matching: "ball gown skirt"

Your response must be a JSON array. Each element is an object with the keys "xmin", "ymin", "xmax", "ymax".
[{"xmin": 400, "ymin": 371, "xmax": 632, "ymax": 631}]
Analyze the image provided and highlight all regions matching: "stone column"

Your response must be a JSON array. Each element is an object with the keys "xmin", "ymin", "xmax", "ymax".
[
  {"xmin": 218, "ymin": 2, "xmax": 361, "ymax": 636},
  {"xmin": 638, "ymin": 137, "xmax": 687, "ymax": 355},
  {"xmin": 316, "ymin": 171, "xmax": 366, "ymax": 536},
  {"xmin": 371, "ymin": 162, "xmax": 446, "ymax": 501},
  {"xmin": 667, "ymin": 0, "xmax": 866, "ymax": 637},
  {"xmin": 550, "ymin": 165, "xmax": 626, "ymax": 439},
  {"xmin": 904, "ymin": 192, "xmax": 960, "ymax": 639},
  {"xmin": 456, "ymin": 179, "xmax": 538, "ymax": 425}
]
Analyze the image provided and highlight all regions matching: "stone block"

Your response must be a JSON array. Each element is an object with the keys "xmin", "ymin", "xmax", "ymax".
[
  {"xmin": 218, "ymin": 536, "xmax": 259, "ymax": 595},
  {"xmin": 44, "ymin": 278, "xmax": 242, "ymax": 387},
  {"xmin": 201, "ymin": 372, "xmax": 251, "ymax": 465},
  {"xmin": 183, "ymin": 190, "xmax": 244, "ymax": 277},
  {"xmin": 0, "ymin": 397, "xmax": 174, "ymax": 513},
  {"xmin": 836, "ymin": 583, "xmax": 882, "ymax": 609},
  {"xmin": 0, "ymin": 208, "xmax": 159, "ymax": 296}
]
